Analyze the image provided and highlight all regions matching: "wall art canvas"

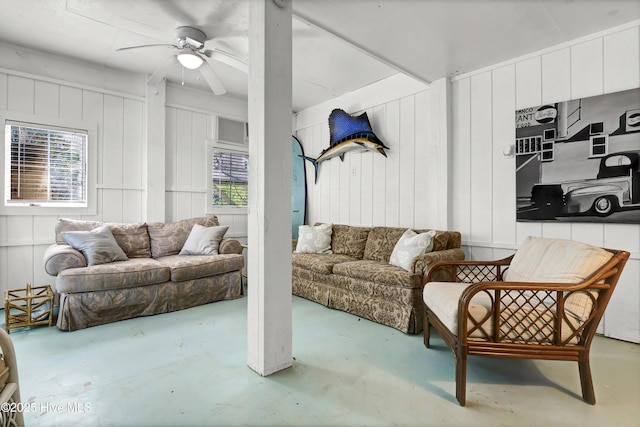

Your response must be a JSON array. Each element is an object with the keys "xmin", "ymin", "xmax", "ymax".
[{"xmin": 516, "ymin": 87, "xmax": 640, "ymax": 224}]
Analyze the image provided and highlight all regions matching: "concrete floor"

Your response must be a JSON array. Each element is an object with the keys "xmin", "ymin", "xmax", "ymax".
[{"xmin": 4, "ymin": 295, "xmax": 640, "ymax": 427}]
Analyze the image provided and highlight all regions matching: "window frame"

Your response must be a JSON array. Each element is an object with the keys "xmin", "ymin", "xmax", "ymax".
[
  {"xmin": 589, "ymin": 134, "xmax": 609, "ymax": 158},
  {"xmin": 0, "ymin": 110, "xmax": 97, "ymax": 216}
]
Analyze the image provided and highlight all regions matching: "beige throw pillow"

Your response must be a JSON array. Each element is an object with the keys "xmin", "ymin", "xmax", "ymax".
[
  {"xmin": 389, "ymin": 229, "xmax": 436, "ymax": 271},
  {"xmin": 179, "ymin": 225, "xmax": 229, "ymax": 255},
  {"xmin": 61, "ymin": 225, "xmax": 128, "ymax": 266}
]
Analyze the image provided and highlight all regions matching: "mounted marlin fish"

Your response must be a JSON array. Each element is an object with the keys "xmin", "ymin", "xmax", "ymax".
[{"xmin": 302, "ymin": 108, "xmax": 389, "ymax": 183}]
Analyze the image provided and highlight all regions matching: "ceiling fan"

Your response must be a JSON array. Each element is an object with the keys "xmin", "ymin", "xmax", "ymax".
[{"xmin": 117, "ymin": 26, "xmax": 248, "ymax": 96}]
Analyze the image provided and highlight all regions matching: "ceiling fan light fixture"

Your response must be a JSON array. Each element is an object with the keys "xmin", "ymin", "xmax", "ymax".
[{"xmin": 177, "ymin": 52, "xmax": 203, "ymax": 69}]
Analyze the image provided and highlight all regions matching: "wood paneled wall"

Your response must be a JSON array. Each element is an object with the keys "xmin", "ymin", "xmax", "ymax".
[
  {"xmin": 0, "ymin": 71, "xmax": 146, "ymax": 298},
  {"xmin": 164, "ymin": 104, "xmax": 248, "ymax": 240},
  {"xmin": 294, "ymin": 75, "xmax": 439, "ymax": 230},
  {"xmin": 450, "ymin": 24, "xmax": 640, "ymax": 342}
]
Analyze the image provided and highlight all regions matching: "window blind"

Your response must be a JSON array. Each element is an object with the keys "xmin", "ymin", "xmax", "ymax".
[
  {"xmin": 6, "ymin": 122, "xmax": 87, "ymax": 206},
  {"xmin": 212, "ymin": 151, "xmax": 248, "ymax": 207}
]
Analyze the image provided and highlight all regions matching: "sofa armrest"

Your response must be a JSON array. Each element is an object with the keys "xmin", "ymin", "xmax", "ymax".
[
  {"xmin": 413, "ymin": 248, "xmax": 466, "ymax": 282},
  {"xmin": 219, "ymin": 239, "xmax": 243, "ymax": 255},
  {"xmin": 43, "ymin": 244, "xmax": 87, "ymax": 276}
]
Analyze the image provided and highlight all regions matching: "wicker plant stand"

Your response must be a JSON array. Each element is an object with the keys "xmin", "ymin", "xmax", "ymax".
[{"xmin": 4, "ymin": 283, "xmax": 54, "ymax": 333}]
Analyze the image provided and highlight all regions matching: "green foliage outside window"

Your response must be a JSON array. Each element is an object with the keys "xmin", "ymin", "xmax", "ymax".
[{"xmin": 212, "ymin": 151, "xmax": 248, "ymax": 207}]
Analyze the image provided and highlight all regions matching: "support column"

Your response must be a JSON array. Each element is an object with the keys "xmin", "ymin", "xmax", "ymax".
[
  {"xmin": 247, "ymin": 0, "xmax": 293, "ymax": 376},
  {"xmin": 144, "ymin": 80, "xmax": 166, "ymax": 223}
]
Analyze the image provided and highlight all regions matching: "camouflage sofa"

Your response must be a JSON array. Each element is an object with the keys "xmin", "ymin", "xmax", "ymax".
[
  {"xmin": 43, "ymin": 216, "xmax": 244, "ymax": 331},
  {"xmin": 292, "ymin": 224, "xmax": 464, "ymax": 334}
]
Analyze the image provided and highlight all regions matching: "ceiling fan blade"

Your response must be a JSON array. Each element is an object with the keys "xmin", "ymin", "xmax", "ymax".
[
  {"xmin": 116, "ymin": 44, "xmax": 177, "ymax": 52},
  {"xmin": 203, "ymin": 48, "xmax": 248, "ymax": 73},
  {"xmin": 147, "ymin": 56, "xmax": 179, "ymax": 86},
  {"xmin": 199, "ymin": 60, "xmax": 226, "ymax": 96}
]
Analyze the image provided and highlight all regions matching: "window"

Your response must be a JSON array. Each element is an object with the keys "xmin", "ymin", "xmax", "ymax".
[
  {"xmin": 211, "ymin": 150, "xmax": 248, "ymax": 207},
  {"xmin": 589, "ymin": 122, "xmax": 604, "ymax": 135},
  {"xmin": 541, "ymin": 141, "xmax": 554, "ymax": 161},
  {"xmin": 206, "ymin": 116, "xmax": 249, "ymax": 214},
  {"xmin": 543, "ymin": 128, "xmax": 556, "ymax": 141},
  {"xmin": 5, "ymin": 122, "xmax": 87, "ymax": 207},
  {"xmin": 589, "ymin": 135, "xmax": 608, "ymax": 158},
  {"xmin": 515, "ymin": 135, "xmax": 542, "ymax": 155}
]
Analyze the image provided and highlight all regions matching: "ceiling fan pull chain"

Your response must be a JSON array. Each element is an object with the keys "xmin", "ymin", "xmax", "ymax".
[{"xmin": 181, "ymin": 65, "xmax": 185, "ymax": 86}]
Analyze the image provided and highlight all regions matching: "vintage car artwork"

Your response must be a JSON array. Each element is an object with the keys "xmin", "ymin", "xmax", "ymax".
[{"xmin": 529, "ymin": 151, "xmax": 640, "ymax": 218}]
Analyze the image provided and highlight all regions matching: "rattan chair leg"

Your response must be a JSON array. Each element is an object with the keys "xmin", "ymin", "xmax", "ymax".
[
  {"xmin": 455, "ymin": 354, "xmax": 467, "ymax": 406},
  {"xmin": 423, "ymin": 313, "xmax": 431, "ymax": 348},
  {"xmin": 578, "ymin": 358, "xmax": 596, "ymax": 405}
]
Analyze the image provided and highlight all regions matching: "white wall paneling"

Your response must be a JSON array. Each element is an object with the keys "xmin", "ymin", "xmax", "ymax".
[
  {"xmin": 398, "ymin": 96, "xmax": 415, "ymax": 227},
  {"xmin": 451, "ymin": 78, "xmax": 471, "ymax": 242},
  {"xmin": 571, "ymin": 38, "xmax": 604, "ymax": 99},
  {"xmin": 360, "ymin": 108, "xmax": 375, "ymax": 227},
  {"xmin": 541, "ymin": 49, "xmax": 571, "ymax": 104},
  {"xmin": 515, "ymin": 57, "xmax": 542, "ymax": 109},
  {"xmin": 59, "ymin": 85, "xmax": 83, "ymax": 121},
  {"xmin": 0, "ymin": 67, "xmax": 144, "ymax": 301},
  {"xmin": 371, "ymin": 105, "xmax": 387, "ymax": 227},
  {"xmin": 384, "ymin": 100, "xmax": 401, "ymax": 227},
  {"xmin": 123, "ymin": 99, "xmax": 144, "ymax": 189},
  {"xmin": 103, "ymin": 95, "xmax": 125, "ymax": 189},
  {"xmin": 7, "ymin": 75, "xmax": 34, "ymax": 113},
  {"xmin": 164, "ymin": 104, "xmax": 248, "ymax": 237},
  {"xmin": 34, "ymin": 81, "xmax": 59, "ymax": 117},
  {"xmin": 295, "ymin": 74, "xmax": 450, "ymax": 234},
  {"xmin": 604, "ymin": 26, "xmax": 640, "ymax": 93},
  {"xmin": 0, "ymin": 73, "xmax": 6, "ymax": 111},
  {"xmin": 469, "ymin": 72, "xmax": 493, "ymax": 244},
  {"xmin": 451, "ymin": 23, "xmax": 640, "ymax": 342},
  {"xmin": 491, "ymin": 65, "xmax": 516, "ymax": 245}
]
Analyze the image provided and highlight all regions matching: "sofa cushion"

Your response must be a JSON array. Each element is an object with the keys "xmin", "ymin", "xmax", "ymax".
[
  {"xmin": 56, "ymin": 218, "xmax": 103, "ymax": 244},
  {"xmin": 147, "ymin": 216, "xmax": 219, "ymax": 258},
  {"xmin": 504, "ymin": 236, "xmax": 614, "ymax": 321},
  {"xmin": 156, "ymin": 254, "xmax": 244, "ymax": 282},
  {"xmin": 106, "ymin": 222, "xmax": 152, "ymax": 258},
  {"xmin": 424, "ymin": 282, "xmax": 583, "ymax": 344},
  {"xmin": 56, "ymin": 218, "xmax": 151, "ymax": 258},
  {"xmin": 505, "ymin": 236, "xmax": 613, "ymax": 284},
  {"xmin": 363, "ymin": 227, "xmax": 407, "ymax": 262},
  {"xmin": 443, "ymin": 231, "xmax": 461, "ymax": 250},
  {"xmin": 56, "ymin": 258, "xmax": 170, "ymax": 293},
  {"xmin": 61, "ymin": 225, "xmax": 129, "ymax": 266},
  {"xmin": 333, "ymin": 260, "xmax": 421, "ymax": 289},
  {"xmin": 292, "ymin": 253, "xmax": 358, "ymax": 274},
  {"xmin": 330, "ymin": 224, "xmax": 371, "ymax": 259},
  {"xmin": 413, "ymin": 230, "xmax": 452, "ymax": 251}
]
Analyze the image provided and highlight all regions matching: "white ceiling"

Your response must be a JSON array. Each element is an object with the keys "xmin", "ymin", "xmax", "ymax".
[{"xmin": 0, "ymin": 0, "xmax": 638, "ymax": 112}]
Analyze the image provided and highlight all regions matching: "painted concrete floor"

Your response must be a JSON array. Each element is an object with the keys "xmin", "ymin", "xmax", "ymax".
[{"xmin": 4, "ymin": 295, "xmax": 639, "ymax": 427}]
